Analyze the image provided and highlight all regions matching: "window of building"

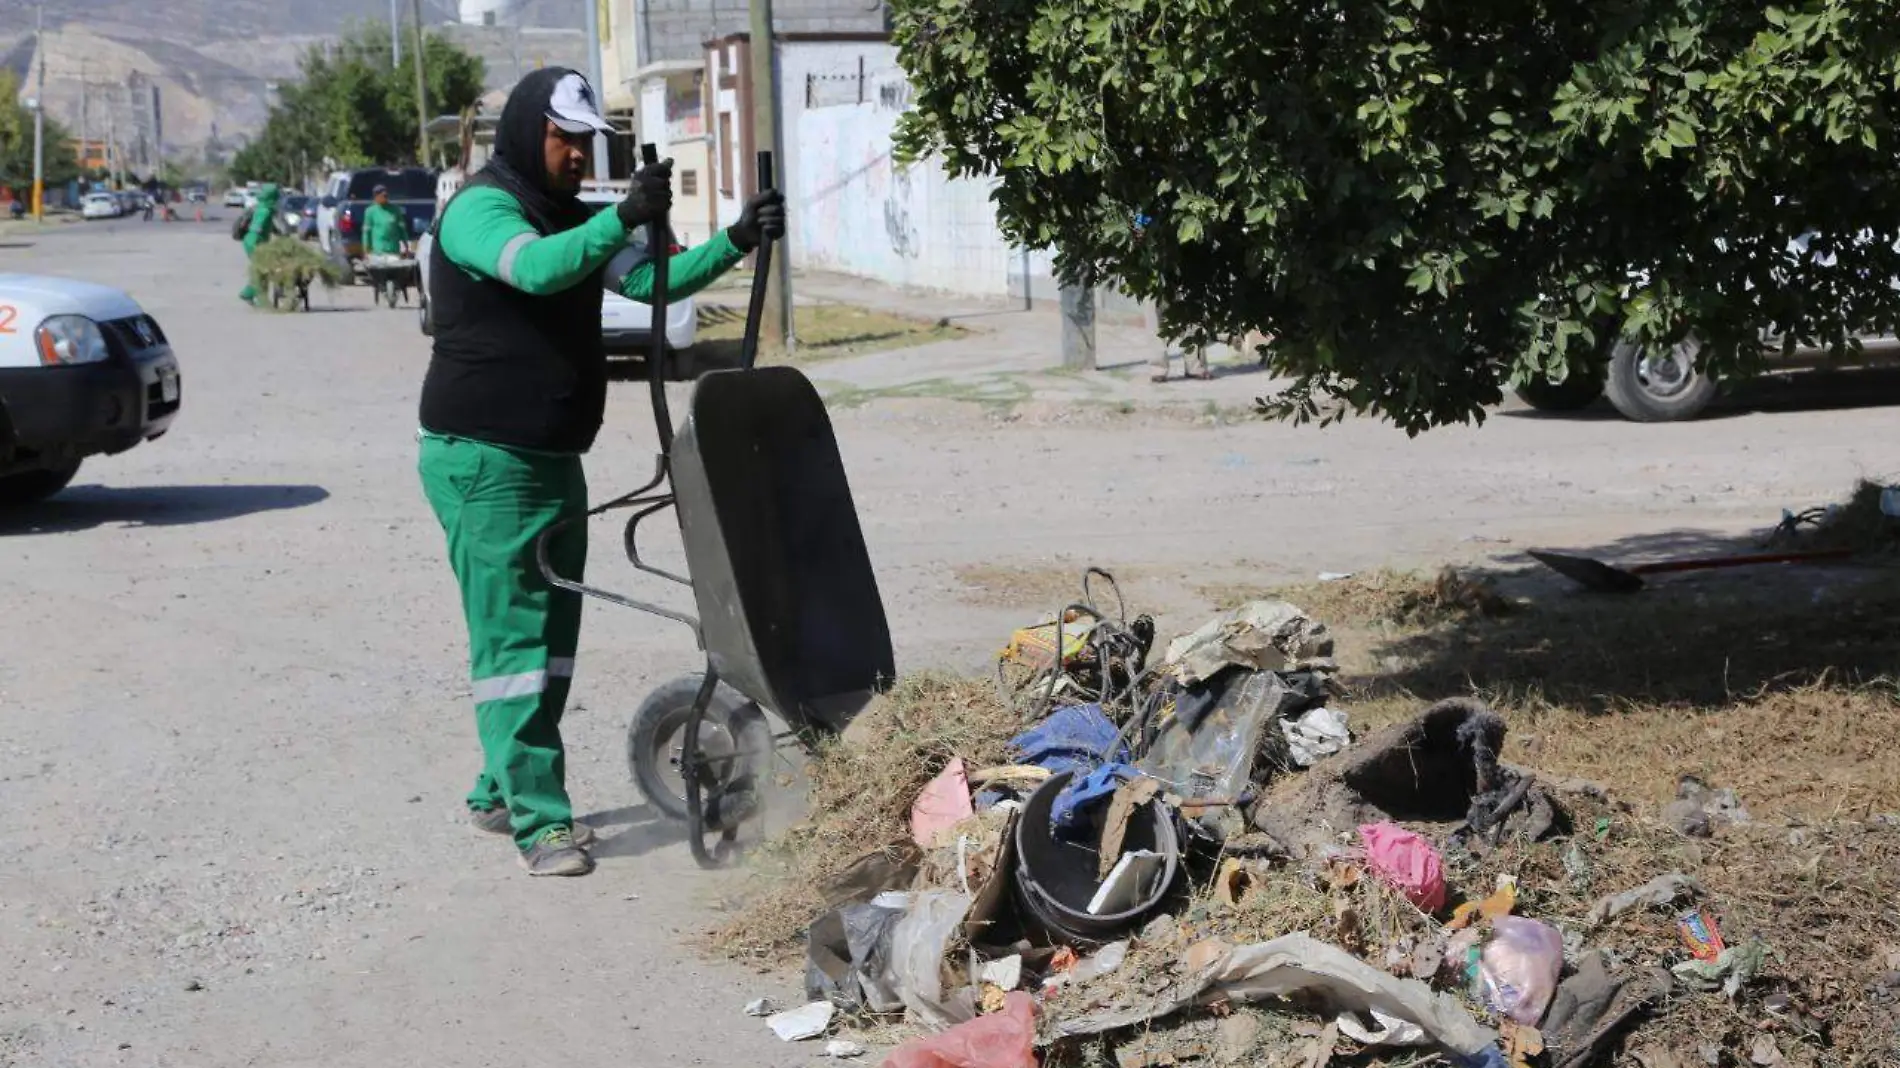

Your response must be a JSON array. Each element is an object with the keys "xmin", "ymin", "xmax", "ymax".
[{"xmin": 680, "ymin": 169, "xmax": 699, "ymax": 197}]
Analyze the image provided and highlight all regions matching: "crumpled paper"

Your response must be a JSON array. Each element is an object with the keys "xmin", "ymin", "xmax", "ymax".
[
  {"xmin": 1282, "ymin": 707, "xmax": 1351, "ymax": 767},
  {"xmin": 1164, "ymin": 600, "xmax": 1335, "ymax": 685}
]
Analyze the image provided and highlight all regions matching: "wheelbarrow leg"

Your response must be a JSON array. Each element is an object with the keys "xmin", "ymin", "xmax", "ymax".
[{"xmin": 681, "ymin": 663, "xmax": 741, "ymax": 869}]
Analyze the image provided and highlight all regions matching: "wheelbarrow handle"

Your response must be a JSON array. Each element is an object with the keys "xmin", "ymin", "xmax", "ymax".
[
  {"xmin": 739, "ymin": 151, "xmax": 776, "ymax": 372},
  {"xmin": 639, "ymin": 142, "xmax": 675, "ymax": 455},
  {"xmin": 1628, "ymin": 547, "xmax": 1854, "ymax": 576}
]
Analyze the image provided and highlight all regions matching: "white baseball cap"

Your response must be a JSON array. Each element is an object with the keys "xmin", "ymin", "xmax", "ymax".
[{"xmin": 547, "ymin": 72, "xmax": 613, "ymax": 135}]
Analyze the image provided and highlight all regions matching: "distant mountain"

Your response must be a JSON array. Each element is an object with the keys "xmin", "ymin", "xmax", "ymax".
[
  {"xmin": 0, "ymin": 0, "xmax": 581, "ymax": 42},
  {"xmin": 1, "ymin": 1, "xmax": 588, "ymax": 160}
]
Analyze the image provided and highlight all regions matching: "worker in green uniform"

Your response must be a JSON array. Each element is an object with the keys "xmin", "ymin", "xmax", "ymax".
[
  {"xmin": 417, "ymin": 67, "xmax": 784, "ymax": 877},
  {"xmin": 362, "ymin": 184, "xmax": 410, "ymax": 257},
  {"xmin": 236, "ymin": 182, "xmax": 280, "ymax": 305}
]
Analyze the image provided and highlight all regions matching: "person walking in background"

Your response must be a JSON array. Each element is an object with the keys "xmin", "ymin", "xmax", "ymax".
[
  {"xmin": 236, "ymin": 183, "xmax": 280, "ymax": 306},
  {"xmin": 1147, "ymin": 298, "xmax": 1213, "ymax": 382}
]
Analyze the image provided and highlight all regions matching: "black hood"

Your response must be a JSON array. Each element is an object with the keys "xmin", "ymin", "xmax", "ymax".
[{"xmin": 481, "ymin": 66, "xmax": 593, "ymax": 233}]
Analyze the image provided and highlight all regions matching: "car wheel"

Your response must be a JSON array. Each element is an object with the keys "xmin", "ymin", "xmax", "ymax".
[
  {"xmin": 1604, "ymin": 334, "xmax": 1719, "ymax": 422},
  {"xmin": 0, "ymin": 460, "xmax": 81, "ymax": 507}
]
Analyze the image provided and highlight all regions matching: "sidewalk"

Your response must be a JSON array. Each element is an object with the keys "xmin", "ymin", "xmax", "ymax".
[{"xmin": 701, "ymin": 268, "xmax": 1284, "ymax": 412}]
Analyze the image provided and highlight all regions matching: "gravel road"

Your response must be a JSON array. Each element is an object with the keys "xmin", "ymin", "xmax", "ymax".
[{"xmin": 0, "ymin": 220, "xmax": 1892, "ymax": 1066}]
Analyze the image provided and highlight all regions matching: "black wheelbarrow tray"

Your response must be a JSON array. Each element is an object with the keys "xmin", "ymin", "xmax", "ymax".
[{"xmin": 536, "ymin": 148, "xmax": 894, "ymax": 867}]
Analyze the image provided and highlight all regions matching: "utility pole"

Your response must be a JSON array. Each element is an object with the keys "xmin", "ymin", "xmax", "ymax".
[
  {"xmin": 106, "ymin": 85, "xmax": 118, "ymax": 189},
  {"xmin": 748, "ymin": 0, "xmax": 794, "ymax": 349},
  {"xmin": 390, "ymin": 0, "xmax": 402, "ymax": 68},
  {"xmin": 1060, "ymin": 284, "xmax": 1096, "ymax": 370},
  {"xmin": 30, "ymin": 4, "xmax": 44, "ymax": 220},
  {"xmin": 78, "ymin": 61, "xmax": 87, "ymax": 184},
  {"xmin": 411, "ymin": 0, "xmax": 429, "ymax": 165},
  {"xmin": 584, "ymin": 0, "xmax": 608, "ymax": 181}
]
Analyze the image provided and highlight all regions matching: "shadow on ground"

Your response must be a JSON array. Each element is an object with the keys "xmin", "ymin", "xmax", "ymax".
[
  {"xmin": 0, "ymin": 483, "xmax": 331, "ymax": 534},
  {"xmin": 579, "ymin": 802, "xmax": 688, "ymax": 860},
  {"xmin": 1327, "ymin": 525, "xmax": 1900, "ymax": 713}
]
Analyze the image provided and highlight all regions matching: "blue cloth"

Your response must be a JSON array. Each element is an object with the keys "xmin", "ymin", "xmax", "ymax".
[
  {"xmin": 1005, "ymin": 704, "xmax": 1127, "ymax": 778},
  {"xmin": 1050, "ymin": 762, "xmax": 1142, "ymax": 837},
  {"xmin": 1454, "ymin": 1047, "xmax": 1507, "ymax": 1068}
]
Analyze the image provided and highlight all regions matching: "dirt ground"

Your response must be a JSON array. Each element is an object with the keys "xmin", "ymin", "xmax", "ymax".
[{"xmin": 1, "ymin": 219, "xmax": 1896, "ymax": 1067}]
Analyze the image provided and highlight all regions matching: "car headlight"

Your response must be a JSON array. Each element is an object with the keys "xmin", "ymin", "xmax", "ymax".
[{"xmin": 35, "ymin": 315, "xmax": 111, "ymax": 366}]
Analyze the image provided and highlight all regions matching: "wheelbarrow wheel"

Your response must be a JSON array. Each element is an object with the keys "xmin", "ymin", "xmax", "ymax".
[{"xmin": 630, "ymin": 673, "xmax": 770, "ymax": 822}]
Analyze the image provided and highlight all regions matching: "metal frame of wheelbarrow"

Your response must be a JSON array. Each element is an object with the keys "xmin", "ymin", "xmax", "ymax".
[{"xmin": 533, "ymin": 147, "xmax": 894, "ymax": 868}]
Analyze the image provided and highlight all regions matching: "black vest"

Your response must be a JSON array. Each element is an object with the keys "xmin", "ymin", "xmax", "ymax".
[{"xmin": 419, "ymin": 174, "xmax": 608, "ymax": 454}]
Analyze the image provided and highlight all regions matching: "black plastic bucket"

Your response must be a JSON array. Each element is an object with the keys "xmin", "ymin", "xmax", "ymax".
[{"xmin": 1013, "ymin": 769, "xmax": 1180, "ymax": 949}]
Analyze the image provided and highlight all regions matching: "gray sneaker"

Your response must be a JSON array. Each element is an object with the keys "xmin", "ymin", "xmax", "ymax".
[
  {"xmin": 469, "ymin": 806, "xmax": 511, "ymax": 835},
  {"xmin": 518, "ymin": 827, "xmax": 595, "ymax": 877},
  {"xmin": 472, "ymin": 809, "xmax": 594, "ymax": 847}
]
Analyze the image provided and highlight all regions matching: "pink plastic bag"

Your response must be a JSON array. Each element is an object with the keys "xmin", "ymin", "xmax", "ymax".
[
  {"xmin": 912, "ymin": 758, "xmax": 976, "ymax": 848},
  {"xmin": 1480, "ymin": 915, "xmax": 1565, "ymax": 1025},
  {"xmin": 882, "ymin": 991, "xmax": 1038, "ymax": 1068},
  {"xmin": 1357, "ymin": 822, "xmax": 1447, "ymax": 913}
]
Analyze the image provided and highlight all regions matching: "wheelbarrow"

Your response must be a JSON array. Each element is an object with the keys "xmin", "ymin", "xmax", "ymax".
[
  {"xmin": 364, "ymin": 253, "xmax": 421, "ymax": 309},
  {"xmin": 536, "ymin": 147, "xmax": 893, "ymax": 867}
]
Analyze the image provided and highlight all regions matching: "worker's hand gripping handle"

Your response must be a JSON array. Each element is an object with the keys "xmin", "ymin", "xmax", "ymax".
[
  {"xmin": 639, "ymin": 142, "xmax": 675, "ymax": 453},
  {"xmin": 740, "ymin": 151, "xmax": 776, "ymax": 371}
]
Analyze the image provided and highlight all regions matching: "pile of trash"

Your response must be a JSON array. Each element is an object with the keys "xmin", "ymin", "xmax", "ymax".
[{"xmin": 722, "ymin": 572, "xmax": 1870, "ymax": 1068}]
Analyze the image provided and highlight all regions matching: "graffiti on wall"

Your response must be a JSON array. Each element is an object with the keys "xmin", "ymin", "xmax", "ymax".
[
  {"xmin": 882, "ymin": 164, "xmax": 920, "ymax": 259},
  {"xmin": 875, "ymin": 77, "xmax": 912, "ymax": 112}
]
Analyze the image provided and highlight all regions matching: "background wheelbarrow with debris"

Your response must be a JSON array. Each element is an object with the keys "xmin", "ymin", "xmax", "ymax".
[{"xmin": 363, "ymin": 252, "xmax": 420, "ymax": 309}]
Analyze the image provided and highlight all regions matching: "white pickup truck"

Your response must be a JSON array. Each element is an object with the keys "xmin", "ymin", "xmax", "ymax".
[
  {"xmin": 414, "ymin": 188, "xmax": 696, "ymax": 355},
  {"xmin": 0, "ymin": 275, "xmax": 182, "ymax": 506}
]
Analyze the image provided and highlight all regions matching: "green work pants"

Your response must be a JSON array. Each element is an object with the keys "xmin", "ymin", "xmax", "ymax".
[
  {"xmin": 418, "ymin": 432, "xmax": 588, "ymax": 851},
  {"xmin": 238, "ymin": 232, "xmax": 260, "ymax": 304}
]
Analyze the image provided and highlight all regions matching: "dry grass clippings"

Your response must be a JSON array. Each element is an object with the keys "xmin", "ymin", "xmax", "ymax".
[
  {"xmin": 708, "ymin": 673, "xmax": 1029, "ymax": 959},
  {"xmin": 1209, "ymin": 567, "xmax": 1517, "ymax": 630}
]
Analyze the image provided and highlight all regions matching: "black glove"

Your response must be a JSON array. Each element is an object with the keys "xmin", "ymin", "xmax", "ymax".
[
  {"xmin": 729, "ymin": 188, "xmax": 786, "ymax": 252},
  {"xmin": 617, "ymin": 158, "xmax": 674, "ymax": 229}
]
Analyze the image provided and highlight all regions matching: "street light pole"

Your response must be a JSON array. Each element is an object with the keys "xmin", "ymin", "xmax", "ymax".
[
  {"xmin": 390, "ymin": 0, "xmax": 402, "ymax": 68},
  {"xmin": 31, "ymin": 3, "xmax": 45, "ymax": 221}
]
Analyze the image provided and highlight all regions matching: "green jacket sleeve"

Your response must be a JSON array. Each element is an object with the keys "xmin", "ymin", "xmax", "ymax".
[
  {"xmin": 437, "ymin": 186, "xmax": 632, "ymax": 295},
  {"xmin": 612, "ymin": 230, "xmax": 749, "ymax": 302}
]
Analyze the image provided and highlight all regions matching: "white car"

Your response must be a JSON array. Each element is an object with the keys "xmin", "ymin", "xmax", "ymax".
[
  {"xmin": 414, "ymin": 191, "xmax": 697, "ymax": 355},
  {"xmin": 80, "ymin": 193, "xmax": 120, "ymax": 220},
  {"xmin": 222, "ymin": 188, "xmax": 246, "ymax": 208},
  {"xmin": 0, "ymin": 274, "xmax": 182, "ymax": 505}
]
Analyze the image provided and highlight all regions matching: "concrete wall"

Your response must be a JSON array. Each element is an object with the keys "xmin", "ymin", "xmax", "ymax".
[
  {"xmin": 779, "ymin": 41, "xmax": 1054, "ymax": 301},
  {"xmin": 633, "ymin": 0, "xmax": 887, "ymax": 66}
]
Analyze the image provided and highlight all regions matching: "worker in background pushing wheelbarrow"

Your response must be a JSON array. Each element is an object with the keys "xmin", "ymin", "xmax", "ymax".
[
  {"xmin": 363, "ymin": 184, "xmax": 410, "ymax": 259},
  {"xmin": 416, "ymin": 66, "xmax": 785, "ymax": 877}
]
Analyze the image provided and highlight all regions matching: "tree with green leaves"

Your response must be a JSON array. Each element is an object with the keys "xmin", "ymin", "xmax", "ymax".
[
  {"xmin": 891, "ymin": 0, "xmax": 1900, "ymax": 430},
  {"xmin": 0, "ymin": 71, "xmax": 80, "ymax": 194},
  {"xmin": 232, "ymin": 21, "xmax": 485, "ymax": 186}
]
